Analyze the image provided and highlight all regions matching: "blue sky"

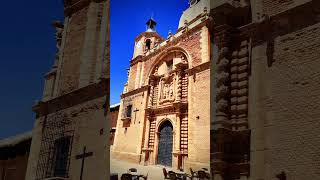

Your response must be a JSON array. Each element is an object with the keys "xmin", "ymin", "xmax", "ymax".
[
  {"xmin": 0, "ymin": 0, "xmax": 64, "ymax": 139},
  {"xmin": 110, "ymin": 0, "xmax": 189, "ymax": 105}
]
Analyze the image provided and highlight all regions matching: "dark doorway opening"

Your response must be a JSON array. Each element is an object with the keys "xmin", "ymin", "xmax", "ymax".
[{"xmin": 157, "ymin": 120, "xmax": 173, "ymax": 167}]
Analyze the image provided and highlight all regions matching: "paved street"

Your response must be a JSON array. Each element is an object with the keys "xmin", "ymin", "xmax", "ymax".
[{"xmin": 110, "ymin": 158, "xmax": 183, "ymax": 179}]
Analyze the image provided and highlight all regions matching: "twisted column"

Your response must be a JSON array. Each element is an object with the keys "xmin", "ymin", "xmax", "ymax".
[
  {"xmin": 176, "ymin": 70, "xmax": 182, "ymax": 102},
  {"xmin": 215, "ymin": 26, "xmax": 231, "ymax": 126},
  {"xmin": 148, "ymin": 78, "xmax": 155, "ymax": 108}
]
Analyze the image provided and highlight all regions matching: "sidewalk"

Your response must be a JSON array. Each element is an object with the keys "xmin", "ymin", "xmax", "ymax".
[{"xmin": 110, "ymin": 158, "xmax": 183, "ymax": 179}]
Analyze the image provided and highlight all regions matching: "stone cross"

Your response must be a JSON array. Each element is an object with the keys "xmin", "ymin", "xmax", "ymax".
[
  {"xmin": 75, "ymin": 146, "xmax": 93, "ymax": 180},
  {"xmin": 133, "ymin": 108, "xmax": 139, "ymax": 124}
]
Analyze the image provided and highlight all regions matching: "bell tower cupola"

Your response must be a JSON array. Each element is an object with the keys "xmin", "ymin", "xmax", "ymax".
[
  {"xmin": 146, "ymin": 18, "xmax": 157, "ymax": 32},
  {"xmin": 132, "ymin": 18, "xmax": 164, "ymax": 59}
]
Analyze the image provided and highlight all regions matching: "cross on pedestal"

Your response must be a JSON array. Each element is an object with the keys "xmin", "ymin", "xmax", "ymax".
[
  {"xmin": 133, "ymin": 108, "xmax": 139, "ymax": 124},
  {"xmin": 75, "ymin": 146, "xmax": 93, "ymax": 180}
]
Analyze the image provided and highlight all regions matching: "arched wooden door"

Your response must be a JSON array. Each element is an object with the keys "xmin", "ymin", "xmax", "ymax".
[{"xmin": 157, "ymin": 121, "xmax": 173, "ymax": 166}]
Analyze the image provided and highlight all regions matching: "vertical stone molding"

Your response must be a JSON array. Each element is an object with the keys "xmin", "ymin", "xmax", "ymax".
[{"xmin": 79, "ymin": 1, "xmax": 99, "ymax": 88}]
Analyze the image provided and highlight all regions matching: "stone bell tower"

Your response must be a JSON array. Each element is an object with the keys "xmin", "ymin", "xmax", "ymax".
[
  {"xmin": 25, "ymin": 0, "xmax": 109, "ymax": 180},
  {"xmin": 133, "ymin": 18, "xmax": 164, "ymax": 59}
]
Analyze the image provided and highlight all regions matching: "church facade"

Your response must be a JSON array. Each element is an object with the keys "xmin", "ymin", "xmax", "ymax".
[
  {"xmin": 112, "ymin": 0, "xmax": 211, "ymax": 171},
  {"xmin": 25, "ymin": 0, "xmax": 109, "ymax": 179}
]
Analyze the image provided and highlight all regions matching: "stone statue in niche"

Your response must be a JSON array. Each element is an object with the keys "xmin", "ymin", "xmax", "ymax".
[
  {"xmin": 52, "ymin": 21, "xmax": 64, "ymax": 67},
  {"xmin": 53, "ymin": 21, "xmax": 64, "ymax": 52}
]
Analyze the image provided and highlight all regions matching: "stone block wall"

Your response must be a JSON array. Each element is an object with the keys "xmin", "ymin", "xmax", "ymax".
[
  {"xmin": 60, "ymin": 7, "xmax": 88, "ymax": 94},
  {"xmin": 112, "ymin": 92, "xmax": 147, "ymax": 163},
  {"xmin": 250, "ymin": 22, "xmax": 320, "ymax": 180}
]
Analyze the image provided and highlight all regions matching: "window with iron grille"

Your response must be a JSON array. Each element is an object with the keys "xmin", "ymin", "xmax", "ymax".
[
  {"xmin": 35, "ymin": 114, "xmax": 74, "ymax": 180},
  {"xmin": 53, "ymin": 136, "xmax": 72, "ymax": 177},
  {"xmin": 126, "ymin": 105, "xmax": 132, "ymax": 118}
]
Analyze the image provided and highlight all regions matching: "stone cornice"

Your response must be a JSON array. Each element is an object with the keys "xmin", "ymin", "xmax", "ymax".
[
  {"xmin": 186, "ymin": 61, "xmax": 210, "ymax": 75},
  {"xmin": 130, "ymin": 18, "xmax": 210, "ymax": 66},
  {"xmin": 64, "ymin": 0, "xmax": 107, "ymax": 17},
  {"xmin": 145, "ymin": 102, "xmax": 188, "ymax": 116},
  {"xmin": 134, "ymin": 32, "xmax": 164, "ymax": 42},
  {"xmin": 120, "ymin": 85, "xmax": 149, "ymax": 99},
  {"xmin": 33, "ymin": 78, "xmax": 108, "ymax": 116},
  {"xmin": 44, "ymin": 68, "xmax": 57, "ymax": 79},
  {"xmin": 131, "ymin": 55, "xmax": 143, "ymax": 64}
]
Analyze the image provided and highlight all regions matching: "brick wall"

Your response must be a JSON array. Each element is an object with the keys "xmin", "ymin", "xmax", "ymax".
[
  {"xmin": 110, "ymin": 107, "xmax": 119, "ymax": 128},
  {"xmin": 110, "ymin": 106, "xmax": 119, "ymax": 145},
  {"xmin": 250, "ymin": 22, "xmax": 320, "ymax": 179},
  {"xmin": 265, "ymin": 22, "xmax": 320, "ymax": 179},
  {"xmin": 186, "ymin": 69, "xmax": 210, "ymax": 170},
  {"xmin": 262, "ymin": 0, "xmax": 311, "ymax": 16}
]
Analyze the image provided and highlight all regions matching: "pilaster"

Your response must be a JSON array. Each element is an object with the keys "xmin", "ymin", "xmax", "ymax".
[{"xmin": 79, "ymin": 1, "xmax": 99, "ymax": 88}]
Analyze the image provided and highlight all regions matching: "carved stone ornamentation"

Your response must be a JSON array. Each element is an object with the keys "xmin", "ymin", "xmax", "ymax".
[
  {"xmin": 148, "ymin": 78, "xmax": 155, "ymax": 108},
  {"xmin": 216, "ymin": 71, "xmax": 230, "ymax": 87},
  {"xmin": 52, "ymin": 21, "xmax": 64, "ymax": 67},
  {"xmin": 217, "ymin": 58, "xmax": 229, "ymax": 72},
  {"xmin": 159, "ymin": 73, "xmax": 176, "ymax": 104},
  {"xmin": 217, "ymin": 99, "xmax": 228, "ymax": 112},
  {"xmin": 216, "ymin": 85, "xmax": 229, "ymax": 101},
  {"xmin": 176, "ymin": 71, "xmax": 182, "ymax": 102}
]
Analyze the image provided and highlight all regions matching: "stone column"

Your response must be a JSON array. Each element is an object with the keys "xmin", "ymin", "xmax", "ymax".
[
  {"xmin": 214, "ymin": 25, "xmax": 232, "ymax": 130},
  {"xmin": 79, "ymin": 1, "xmax": 99, "ymax": 88},
  {"xmin": 148, "ymin": 78, "xmax": 155, "ymax": 108},
  {"xmin": 211, "ymin": 24, "xmax": 233, "ymax": 180},
  {"xmin": 249, "ymin": 43, "xmax": 268, "ymax": 180},
  {"xmin": 141, "ymin": 117, "xmax": 151, "ymax": 165},
  {"xmin": 144, "ymin": 118, "xmax": 151, "ymax": 148},
  {"xmin": 176, "ymin": 70, "xmax": 182, "ymax": 102},
  {"xmin": 175, "ymin": 114, "xmax": 181, "ymax": 152}
]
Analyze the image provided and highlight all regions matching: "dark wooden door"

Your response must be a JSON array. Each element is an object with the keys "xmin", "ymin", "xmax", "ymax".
[{"xmin": 157, "ymin": 121, "xmax": 173, "ymax": 166}]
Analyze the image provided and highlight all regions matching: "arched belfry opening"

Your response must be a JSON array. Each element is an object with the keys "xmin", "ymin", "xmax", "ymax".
[
  {"xmin": 157, "ymin": 120, "xmax": 173, "ymax": 166},
  {"xmin": 145, "ymin": 39, "xmax": 152, "ymax": 50}
]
